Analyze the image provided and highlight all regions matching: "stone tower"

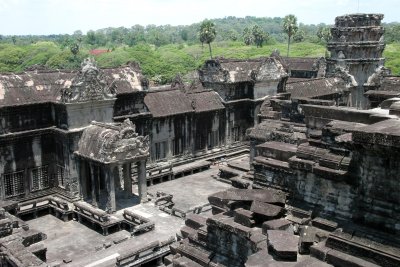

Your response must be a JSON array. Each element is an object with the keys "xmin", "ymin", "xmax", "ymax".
[{"xmin": 326, "ymin": 14, "xmax": 385, "ymax": 108}]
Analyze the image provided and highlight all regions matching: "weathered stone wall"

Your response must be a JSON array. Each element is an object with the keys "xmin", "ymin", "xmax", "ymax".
[
  {"xmin": 204, "ymin": 82, "xmax": 254, "ymax": 102},
  {"xmin": 52, "ymin": 103, "xmax": 68, "ymax": 130},
  {"xmin": 254, "ymin": 143, "xmax": 400, "ymax": 234},
  {"xmin": 0, "ymin": 104, "xmax": 53, "ymax": 134},
  {"xmin": 149, "ymin": 115, "xmax": 192, "ymax": 163},
  {"xmin": 254, "ymin": 165, "xmax": 356, "ymax": 219},
  {"xmin": 64, "ymin": 99, "xmax": 115, "ymax": 129},
  {"xmin": 194, "ymin": 111, "xmax": 224, "ymax": 152},
  {"xmin": 353, "ymin": 146, "xmax": 400, "ymax": 233},
  {"xmin": 0, "ymin": 132, "xmax": 56, "ymax": 200},
  {"xmin": 226, "ymin": 102, "xmax": 254, "ymax": 144},
  {"xmin": 113, "ymin": 92, "xmax": 147, "ymax": 117},
  {"xmin": 207, "ymin": 216, "xmax": 257, "ymax": 267},
  {"xmin": 253, "ymin": 81, "xmax": 280, "ymax": 99}
]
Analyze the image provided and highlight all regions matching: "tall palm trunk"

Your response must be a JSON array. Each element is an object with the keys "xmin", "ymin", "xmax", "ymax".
[
  {"xmin": 208, "ymin": 43, "xmax": 213, "ymax": 59},
  {"xmin": 287, "ymin": 35, "xmax": 291, "ymax": 57}
]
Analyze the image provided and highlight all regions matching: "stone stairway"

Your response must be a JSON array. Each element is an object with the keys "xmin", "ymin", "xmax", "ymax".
[{"xmin": 311, "ymin": 229, "xmax": 400, "ymax": 267}]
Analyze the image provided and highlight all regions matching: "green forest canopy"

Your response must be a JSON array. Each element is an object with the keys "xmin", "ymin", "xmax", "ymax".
[{"xmin": 0, "ymin": 16, "xmax": 399, "ymax": 83}]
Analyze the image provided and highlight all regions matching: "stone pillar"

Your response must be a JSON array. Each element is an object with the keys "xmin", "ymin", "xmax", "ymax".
[
  {"xmin": 105, "ymin": 165, "xmax": 116, "ymax": 213},
  {"xmin": 24, "ymin": 168, "xmax": 30, "ymax": 197},
  {"xmin": 137, "ymin": 160, "xmax": 147, "ymax": 203},
  {"xmin": 96, "ymin": 166, "xmax": 101, "ymax": 202},
  {"xmin": 225, "ymin": 108, "xmax": 230, "ymax": 147},
  {"xmin": 190, "ymin": 115, "xmax": 195, "ymax": 155},
  {"xmin": 80, "ymin": 160, "xmax": 87, "ymax": 198},
  {"xmin": 76, "ymin": 159, "xmax": 82, "ymax": 198},
  {"xmin": 249, "ymin": 140, "xmax": 256, "ymax": 171},
  {"xmin": 89, "ymin": 163, "xmax": 97, "ymax": 207},
  {"xmin": 123, "ymin": 163, "xmax": 132, "ymax": 195}
]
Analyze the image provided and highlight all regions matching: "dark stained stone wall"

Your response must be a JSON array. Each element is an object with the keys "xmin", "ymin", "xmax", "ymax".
[{"xmin": 0, "ymin": 103, "xmax": 54, "ymax": 134}]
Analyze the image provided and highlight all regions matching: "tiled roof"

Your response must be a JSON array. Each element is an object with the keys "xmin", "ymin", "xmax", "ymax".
[
  {"xmin": 199, "ymin": 57, "xmax": 287, "ymax": 84},
  {"xmin": 0, "ymin": 70, "xmax": 74, "ymax": 107},
  {"xmin": 144, "ymin": 89, "xmax": 194, "ymax": 118},
  {"xmin": 282, "ymin": 57, "xmax": 318, "ymax": 71},
  {"xmin": 0, "ymin": 65, "xmax": 144, "ymax": 107},
  {"xmin": 186, "ymin": 90, "xmax": 225, "ymax": 113},
  {"xmin": 89, "ymin": 49, "xmax": 110, "ymax": 55}
]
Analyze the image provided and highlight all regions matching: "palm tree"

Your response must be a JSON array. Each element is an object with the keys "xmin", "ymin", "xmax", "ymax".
[
  {"xmin": 242, "ymin": 27, "xmax": 253, "ymax": 46},
  {"xmin": 199, "ymin": 20, "xmax": 216, "ymax": 59},
  {"xmin": 252, "ymin": 25, "xmax": 269, "ymax": 48},
  {"xmin": 283, "ymin": 15, "xmax": 298, "ymax": 57}
]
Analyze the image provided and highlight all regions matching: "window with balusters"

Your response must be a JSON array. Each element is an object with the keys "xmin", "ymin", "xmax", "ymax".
[
  {"xmin": 56, "ymin": 165, "xmax": 65, "ymax": 188},
  {"xmin": 31, "ymin": 165, "xmax": 49, "ymax": 191},
  {"xmin": 3, "ymin": 170, "xmax": 25, "ymax": 198}
]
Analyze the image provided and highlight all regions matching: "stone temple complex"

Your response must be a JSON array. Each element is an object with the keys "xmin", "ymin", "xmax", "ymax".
[{"xmin": 0, "ymin": 13, "xmax": 399, "ymax": 267}]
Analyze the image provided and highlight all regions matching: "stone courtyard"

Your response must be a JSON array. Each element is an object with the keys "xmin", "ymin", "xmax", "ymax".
[{"xmin": 22, "ymin": 160, "xmax": 233, "ymax": 266}]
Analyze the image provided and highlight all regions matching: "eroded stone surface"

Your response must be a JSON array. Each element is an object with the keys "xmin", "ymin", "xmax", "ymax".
[{"xmin": 267, "ymin": 230, "xmax": 299, "ymax": 261}]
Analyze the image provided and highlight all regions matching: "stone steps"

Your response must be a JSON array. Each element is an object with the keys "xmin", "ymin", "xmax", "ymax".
[
  {"xmin": 253, "ymin": 156, "xmax": 292, "ymax": 172},
  {"xmin": 326, "ymin": 248, "xmax": 381, "ymax": 267},
  {"xmin": 256, "ymin": 141, "xmax": 297, "ymax": 162},
  {"xmin": 323, "ymin": 231, "xmax": 400, "ymax": 267}
]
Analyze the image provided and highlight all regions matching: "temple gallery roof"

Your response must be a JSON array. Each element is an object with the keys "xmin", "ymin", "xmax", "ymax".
[
  {"xmin": 0, "ymin": 61, "xmax": 145, "ymax": 107},
  {"xmin": 144, "ymin": 89, "xmax": 194, "ymax": 118},
  {"xmin": 286, "ymin": 77, "xmax": 348, "ymax": 99},
  {"xmin": 186, "ymin": 90, "xmax": 225, "ymax": 113},
  {"xmin": 76, "ymin": 119, "xmax": 149, "ymax": 164},
  {"xmin": 144, "ymin": 88, "xmax": 224, "ymax": 117},
  {"xmin": 198, "ymin": 57, "xmax": 287, "ymax": 84},
  {"xmin": 282, "ymin": 57, "xmax": 319, "ymax": 71}
]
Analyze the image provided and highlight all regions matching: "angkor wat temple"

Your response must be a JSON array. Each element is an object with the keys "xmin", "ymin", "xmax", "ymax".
[{"xmin": 0, "ymin": 13, "xmax": 399, "ymax": 267}]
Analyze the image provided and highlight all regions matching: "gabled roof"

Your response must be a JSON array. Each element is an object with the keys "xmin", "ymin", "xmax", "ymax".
[
  {"xmin": 0, "ymin": 64, "xmax": 145, "ymax": 107},
  {"xmin": 144, "ymin": 89, "xmax": 194, "ymax": 118},
  {"xmin": 282, "ymin": 57, "xmax": 319, "ymax": 71},
  {"xmin": 76, "ymin": 120, "xmax": 149, "ymax": 164},
  {"xmin": 286, "ymin": 77, "xmax": 347, "ymax": 99},
  {"xmin": 199, "ymin": 57, "xmax": 287, "ymax": 84},
  {"xmin": 0, "ymin": 71, "xmax": 73, "ymax": 107},
  {"xmin": 186, "ymin": 90, "xmax": 225, "ymax": 113}
]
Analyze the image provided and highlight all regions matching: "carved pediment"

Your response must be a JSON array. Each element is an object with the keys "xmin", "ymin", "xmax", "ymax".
[
  {"xmin": 99, "ymin": 119, "xmax": 149, "ymax": 162},
  {"xmin": 77, "ymin": 119, "xmax": 149, "ymax": 164},
  {"xmin": 61, "ymin": 58, "xmax": 116, "ymax": 103}
]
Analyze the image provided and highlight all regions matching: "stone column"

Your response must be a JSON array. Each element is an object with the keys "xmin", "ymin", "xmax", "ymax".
[
  {"xmin": 23, "ymin": 166, "xmax": 30, "ymax": 197},
  {"xmin": 89, "ymin": 163, "xmax": 97, "ymax": 207},
  {"xmin": 80, "ymin": 160, "xmax": 87, "ymax": 198},
  {"xmin": 249, "ymin": 140, "xmax": 256, "ymax": 171},
  {"xmin": 225, "ymin": 108, "xmax": 230, "ymax": 147},
  {"xmin": 105, "ymin": 165, "xmax": 116, "ymax": 213},
  {"xmin": 123, "ymin": 163, "xmax": 132, "ymax": 195},
  {"xmin": 137, "ymin": 160, "xmax": 147, "ymax": 203},
  {"xmin": 190, "ymin": 115, "xmax": 195, "ymax": 155},
  {"xmin": 76, "ymin": 159, "xmax": 82, "ymax": 198},
  {"xmin": 96, "ymin": 166, "xmax": 101, "ymax": 202}
]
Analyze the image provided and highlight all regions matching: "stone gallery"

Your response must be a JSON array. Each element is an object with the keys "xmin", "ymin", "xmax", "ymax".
[{"xmin": 0, "ymin": 13, "xmax": 399, "ymax": 267}]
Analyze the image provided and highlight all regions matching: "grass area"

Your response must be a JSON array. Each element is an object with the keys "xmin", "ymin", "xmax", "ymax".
[
  {"xmin": 0, "ymin": 41, "xmax": 398, "ymax": 83},
  {"xmin": 383, "ymin": 42, "xmax": 400, "ymax": 75}
]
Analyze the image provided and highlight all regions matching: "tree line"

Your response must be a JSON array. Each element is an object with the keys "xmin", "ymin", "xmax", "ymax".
[
  {"xmin": 2, "ymin": 16, "xmax": 398, "ymax": 49},
  {"xmin": 0, "ymin": 15, "xmax": 399, "ymax": 81}
]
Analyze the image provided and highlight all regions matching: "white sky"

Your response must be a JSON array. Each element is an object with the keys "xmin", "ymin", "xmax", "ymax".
[{"xmin": 0, "ymin": 0, "xmax": 398, "ymax": 35}]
